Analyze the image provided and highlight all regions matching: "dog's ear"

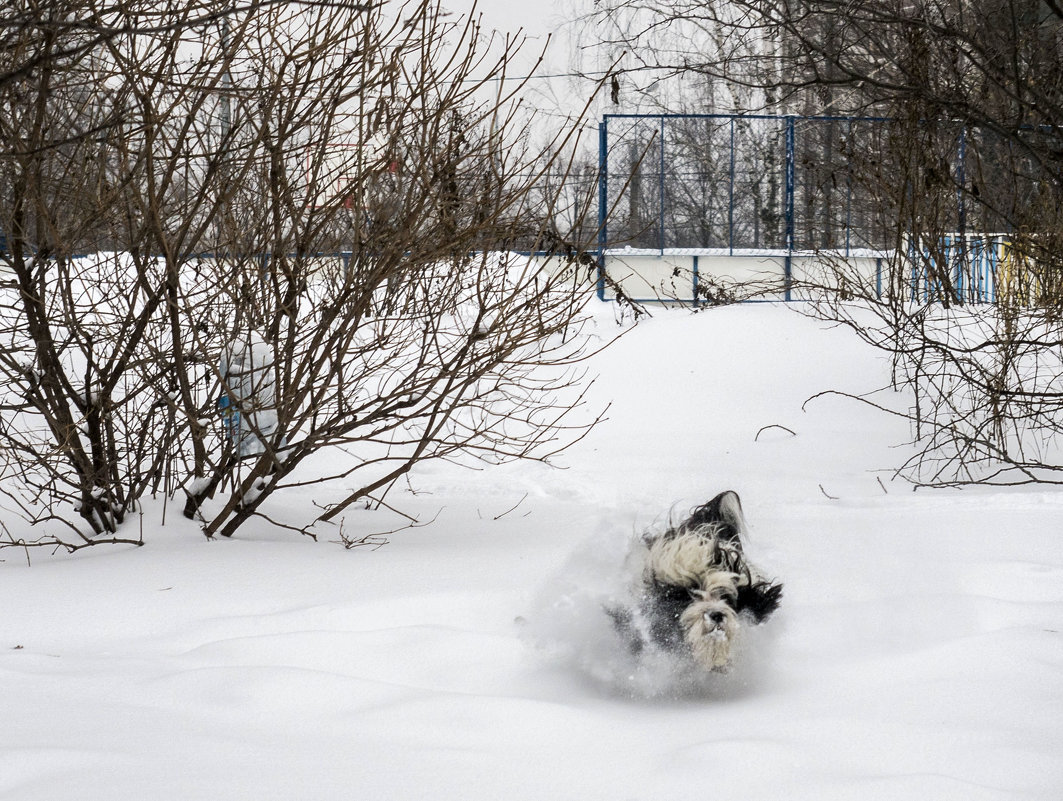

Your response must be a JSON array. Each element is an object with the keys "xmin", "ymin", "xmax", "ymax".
[
  {"xmin": 736, "ymin": 579, "xmax": 783, "ymax": 623},
  {"xmin": 715, "ymin": 491, "xmax": 745, "ymax": 539},
  {"xmin": 688, "ymin": 490, "xmax": 746, "ymax": 542}
]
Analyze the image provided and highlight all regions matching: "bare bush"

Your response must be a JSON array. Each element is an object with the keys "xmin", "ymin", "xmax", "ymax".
[{"xmin": 0, "ymin": 0, "xmax": 603, "ymax": 548}]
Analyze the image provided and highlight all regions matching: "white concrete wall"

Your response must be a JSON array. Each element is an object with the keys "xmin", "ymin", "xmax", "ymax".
[
  {"xmin": 596, "ymin": 248, "xmax": 888, "ymax": 303},
  {"xmin": 0, "ymin": 250, "xmax": 889, "ymax": 305}
]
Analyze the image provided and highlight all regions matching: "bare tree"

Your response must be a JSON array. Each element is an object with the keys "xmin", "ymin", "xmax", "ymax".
[
  {"xmin": 802, "ymin": 114, "xmax": 1063, "ymax": 485},
  {"xmin": 578, "ymin": 0, "xmax": 1063, "ymax": 486},
  {"xmin": 752, "ymin": 0, "xmax": 1063, "ymax": 485},
  {"xmin": 0, "ymin": 0, "xmax": 604, "ymax": 549}
]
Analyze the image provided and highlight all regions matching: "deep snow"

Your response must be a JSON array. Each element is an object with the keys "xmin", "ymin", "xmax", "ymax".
[{"xmin": 2, "ymin": 303, "xmax": 1061, "ymax": 800}]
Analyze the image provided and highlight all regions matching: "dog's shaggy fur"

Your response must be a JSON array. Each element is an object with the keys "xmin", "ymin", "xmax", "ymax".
[{"xmin": 609, "ymin": 491, "xmax": 783, "ymax": 672}]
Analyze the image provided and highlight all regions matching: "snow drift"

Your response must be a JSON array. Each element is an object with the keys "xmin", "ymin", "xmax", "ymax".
[{"xmin": 1, "ymin": 302, "xmax": 1061, "ymax": 800}]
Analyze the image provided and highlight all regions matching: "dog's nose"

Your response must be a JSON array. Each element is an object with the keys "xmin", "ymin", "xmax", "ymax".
[{"xmin": 707, "ymin": 611, "xmax": 726, "ymax": 625}]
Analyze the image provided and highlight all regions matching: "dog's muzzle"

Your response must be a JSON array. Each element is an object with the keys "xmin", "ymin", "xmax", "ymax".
[{"xmin": 704, "ymin": 610, "xmax": 728, "ymax": 638}]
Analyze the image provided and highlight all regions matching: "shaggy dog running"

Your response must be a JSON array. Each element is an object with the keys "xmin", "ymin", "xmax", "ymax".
[{"xmin": 609, "ymin": 491, "xmax": 783, "ymax": 672}]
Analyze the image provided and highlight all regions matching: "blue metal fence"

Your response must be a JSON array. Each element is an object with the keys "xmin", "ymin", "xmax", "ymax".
[
  {"xmin": 597, "ymin": 113, "xmax": 895, "ymax": 256},
  {"xmin": 907, "ymin": 233, "xmax": 1049, "ymax": 305},
  {"xmin": 596, "ymin": 113, "xmax": 1052, "ymax": 305}
]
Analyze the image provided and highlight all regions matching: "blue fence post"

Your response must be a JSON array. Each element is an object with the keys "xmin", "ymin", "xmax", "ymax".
[
  {"xmin": 972, "ymin": 237, "xmax": 983, "ymax": 302},
  {"xmin": 784, "ymin": 116, "xmax": 795, "ymax": 301},
  {"xmin": 845, "ymin": 118, "xmax": 853, "ymax": 258},
  {"xmin": 986, "ymin": 236, "xmax": 994, "ymax": 301},
  {"xmin": 957, "ymin": 126, "xmax": 967, "ymax": 235},
  {"xmin": 956, "ymin": 126, "xmax": 968, "ymax": 304},
  {"xmin": 658, "ymin": 116, "xmax": 666, "ymax": 254},
  {"xmin": 913, "ymin": 240, "xmax": 922, "ymax": 303},
  {"xmin": 597, "ymin": 118, "xmax": 608, "ymax": 301},
  {"xmin": 784, "ymin": 116, "xmax": 795, "ymax": 251},
  {"xmin": 728, "ymin": 117, "xmax": 735, "ymax": 255}
]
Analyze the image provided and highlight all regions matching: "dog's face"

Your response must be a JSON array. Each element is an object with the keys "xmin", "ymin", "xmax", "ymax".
[
  {"xmin": 639, "ymin": 527, "xmax": 748, "ymax": 670},
  {"xmin": 678, "ymin": 569, "xmax": 741, "ymax": 670}
]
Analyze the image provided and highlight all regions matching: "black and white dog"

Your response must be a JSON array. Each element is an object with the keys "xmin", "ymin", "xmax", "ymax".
[{"xmin": 609, "ymin": 491, "xmax": 783, "ymax": 672}]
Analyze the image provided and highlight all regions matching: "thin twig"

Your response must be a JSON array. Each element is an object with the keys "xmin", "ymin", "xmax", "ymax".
[
  {"xmin": 492, "ymin": 492, "xmax": 528, "ymax": 520},
  {"xmin": 754, "ymin": 424, "xmax": 796, "ymax": 441}
]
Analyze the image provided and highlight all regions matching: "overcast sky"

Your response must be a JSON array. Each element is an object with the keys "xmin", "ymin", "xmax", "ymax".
[
  {"xmin": 457, "ymin": 0, "xmax": 559, "ymax": 40},
  {"xmin": 435, "ymin": 0, "xmax": 611, "ymax": 138}
]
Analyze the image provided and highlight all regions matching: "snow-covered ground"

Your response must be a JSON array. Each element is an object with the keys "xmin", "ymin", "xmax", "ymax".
[{"xmin": 2, "ymin": 302, "xmax": 1061, "ymax": 800}]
